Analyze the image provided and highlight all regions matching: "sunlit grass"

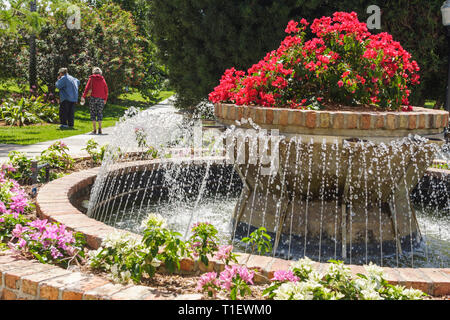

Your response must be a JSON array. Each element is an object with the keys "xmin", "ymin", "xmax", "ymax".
[{"xmin": 0, "ymin": 90, "xmax": 174, "ymax": 145}]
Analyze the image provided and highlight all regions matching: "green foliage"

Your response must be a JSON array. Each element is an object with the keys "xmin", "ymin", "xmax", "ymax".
[
  {"xmin": 264, "ymin": 258, "xmax": 427, "ymax": 300},
  {"xmin": 151, "ymin": 0, "xmax": 449, "ymax": 109},
  {"xmin": 188, "ymin": 222, "xmax": 219, "ymax": 266},
  {"xmin": 151, "ymin": 0, "xmax": 301, "ymax": 110},
  {"xmin": 88, "ymin": 214, "xmax": 188, "ymax": 283},
  {"xmin": 5, "ymin": 151, "xmax": 34, "ymax": 183},
  {"xmin": 88, "ymin": 232, "xmax": 152, "ymax": 283},
  {"xmin": 7, "ymin": 1, "xmax": 149, "ymax": 99},
  {"xmin": 82, "ymin": 139, "xmax": 107, "ymax": 165},
  {"xmin": 39, "ymin": 141, "xmax": 74, "ymax": 171},
  {"xmin": 5, "ymin": 141, "xmax": 74, "ymax": 184},
  {"xmin": 134, "ymin": 127, "xmax": 159, "ymax": 158},
  {"xmin": 0, "ymin": 212, "xmax": 31, "ymax": 243},
  {"xmin": 241, "ymin": 227, "xmax": 272, "ymax": 256},
  {"xmin": 141, "ymin": 214, "xmax": 188, "ymax": 275},
  {"xmin": 432, "ymin": 162, "xmax": 449, "ymax": 170},
  {"xmin": 0, "ymin": 94, "xmax": 59, "ymax": 126},
  {"xmin": 0, "ymin": 0, "xmax": 51, "ymax": 35}
]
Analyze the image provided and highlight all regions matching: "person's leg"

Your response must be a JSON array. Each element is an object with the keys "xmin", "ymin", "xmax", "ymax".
[
  {"xmin": 67, "ymin": 101, "xmax": 75, "ymax": 127},
  {"xmin": 89, "ymin": 98, "xmax": 97, "ymax": 134},
  {"xmin": 59, "ymin": 101, "xmax": 67, "ymax": 127},
  {"xmin": 97, "ymin": 99, "xmax": 104, "ymax": 134}
]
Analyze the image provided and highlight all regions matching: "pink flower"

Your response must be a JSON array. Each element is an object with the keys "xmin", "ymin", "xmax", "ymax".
[
  {"xmin": 12, "ymin": 224, "xmax": 28, "ymax": 239},
  {"xmin": 18, "ymin": 238, "xmax": 27, "ymax": 248},
  {"xmin": 28, "ymin": 219, "xmax": 48, "ymax": 233},
  {"xmin": 0, "ymin": 201, "xmax": 6, "ymax": 214},
  {"xmin": 271, "ymin": 270, "xmax": 300, "ymax": 282},
  {"xmin": 50, "ymin": 247, "xmax": 62, "ymax": 259},
  {"xmin": 219, "ymin": 265, "xmax": 254, "ymax": 290},
  {"xmin": 285, "ymin": 20, "xmax": 299, "ymax": 34},
  {"xmin": 196, "ymin": 272, "xmax": 219, "ymax": 292},
  {"xmin": 214, "ymin": 245, "xmax": 233, "ymax": 262}
]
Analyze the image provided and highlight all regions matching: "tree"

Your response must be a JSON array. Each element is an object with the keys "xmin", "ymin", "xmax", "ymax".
[
  {"xmin": 14, "ymin": 1, "xmax": 148, "ymax": 99},
  {"xmin": 87, "ymin": 0, "xmax": 167, "ymax": 101},
  {"xmin": 151, "ymin": 0, "xmax": 306, "ymax": 110},
  {"xmin": 151, "ymin": 0, "xmax": 449, "ymax": 110}
]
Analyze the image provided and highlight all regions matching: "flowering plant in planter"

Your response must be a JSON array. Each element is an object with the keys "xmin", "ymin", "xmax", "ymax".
[{"xmin": 209, "ymin": 12, "xmax": 420, "ymax": 112}]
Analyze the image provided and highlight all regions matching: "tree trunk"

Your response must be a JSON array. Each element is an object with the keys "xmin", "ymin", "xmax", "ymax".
[{"xmin": 29, "ymin": 0, "xmax": 37, "ymax": 89}]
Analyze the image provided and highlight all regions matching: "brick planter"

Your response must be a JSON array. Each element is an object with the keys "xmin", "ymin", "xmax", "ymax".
[
  {"xmin": 215, "ymin": 103, "xmax": 449, "ymax": 136},
  {"xmin": 20, "ymin": 165, "xmax": 448, "ymax": 298}
]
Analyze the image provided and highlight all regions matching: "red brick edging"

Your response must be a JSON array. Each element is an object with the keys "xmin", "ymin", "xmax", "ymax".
[
  {"xmin": 2, "ymin": 164, "xmax": 448, "ymax": 299},
  {"xmin": 215, "ymin": 103, "xmax": 449, "ymax": 134}
]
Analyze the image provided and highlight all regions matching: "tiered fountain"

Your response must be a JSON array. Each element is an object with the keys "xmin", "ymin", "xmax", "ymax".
[{"xmin": 86, "ymin": 13, "xmax": 449, "ymax": 267}]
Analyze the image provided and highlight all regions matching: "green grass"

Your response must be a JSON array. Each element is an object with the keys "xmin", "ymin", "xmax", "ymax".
[{"xmin": 0, "ymin": 90, "xmax": 174, "ymax": 145}]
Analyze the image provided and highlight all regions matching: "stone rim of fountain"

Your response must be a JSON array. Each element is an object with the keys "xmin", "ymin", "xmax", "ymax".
[{"xmin": 32, "ymin": 160, "xmax": 450, "ymax": 296}]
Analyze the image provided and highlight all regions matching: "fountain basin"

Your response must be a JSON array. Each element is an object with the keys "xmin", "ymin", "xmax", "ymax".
[{"xmin": 33, "ymin": 162, "xmax": 450, "ymax": 295}]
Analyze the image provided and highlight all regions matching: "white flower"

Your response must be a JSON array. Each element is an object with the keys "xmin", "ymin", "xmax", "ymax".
[
  {"xmin": 360, "ymin": 288, "xmax": 383, "ymax": 300},
  {"xmin": 273, "ymin": 282, "xmax": 300, "ymax": 300},
  {"xmin": 290, "ymin": 256, "xmax": 315, "ymax": 273},
  {"xmin": 402, "ymin": 288, "xmax": 425, "ymax": 300},
  {"xmin": 142, "ymin": 213, "xmax": 167, "ymax": 229},
  {"xmin": 150, "ymin": 258, "xmax": 162, "ymax": 268},
  {"xmin": 364, "ymin": 262, "xmax": 384, "ymax": 285},
  {"xmin": 121, "ymin": 270, "xmax": 132, "ymax": 282}
]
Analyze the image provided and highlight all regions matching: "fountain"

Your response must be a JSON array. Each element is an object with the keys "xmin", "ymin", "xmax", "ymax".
[
  {"xmin": 85, "ymin": 13, "xmax": 450, "ymax": 268},
  {"xmin": 81, "ymin": 102, "xmax": 449, "ymax": 268}
]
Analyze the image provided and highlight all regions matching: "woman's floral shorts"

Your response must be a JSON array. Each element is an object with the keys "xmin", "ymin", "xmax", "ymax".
[{"xmin": 89, "ymin": 97, "xmax": 105, "ymax": 121}]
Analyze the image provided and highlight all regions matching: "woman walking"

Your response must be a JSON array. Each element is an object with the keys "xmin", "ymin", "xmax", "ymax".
[{"xmin": 80, "ymin": 67, "xmax": 108, "ymax": 134}]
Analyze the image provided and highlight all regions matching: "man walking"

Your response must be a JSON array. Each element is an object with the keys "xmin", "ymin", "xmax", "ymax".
[{"xmin": 55, "ymin": 67, "xmax": 80, "ymax": 129}]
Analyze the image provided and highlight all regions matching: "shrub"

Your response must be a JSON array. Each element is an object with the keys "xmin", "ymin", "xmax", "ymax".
[
  {"xmin": 5, "ymin": 142, "xmax": 74, "ymax": 184},
  {"xmin": 241, "ymin": 227, "xmax": 272, "ymax": 256},
  {"xmin": 0, "ymin": 168, "xmax": 84, "ymax": 267},
  {"xmin": 188, "ymin": 222, "xmax": 219, "ymax": 266},
  {"xmin": 141, "ymin": 213, "xmax": 188, "ymax": 275},
  {"xmin": 150, "ymin": 0, "xmax": 303, "ymax": 111},
  {"xmin": 8, "ymin": 219, "xmax": 86, "ymax": 267},
  {"xmin": 82, "ymin": 139, "xmax": 107, "ymax": 165},
  {"xmin": 4, "ymin": 152, "xmax": 34, "ymax": 184},
  {"xmin": 209, "ymin": 12, "xmax": 420, "ymax": 111},
  {"xmin": 13, "ymin": 2, "xmax": 149, "ymax": 100},
  {"xmin": 263, "ymin": 257, "xmax": 426, "ymax": 300},
  {"xmin": 0, "ymin": 94, "xmax": 59, "ymax": 126},
  {"xmin": 89, "ymin": 214, "xmax": 188, "ymax": 283},
  {"xmin": 196, "ymin": 265, "xmax": 255, "ymax": 300},
  {"xmin": 88, "ymin": 231, "xmax": 155, "ymax": 283},
  {"xmin": 39, "ymin": 141, "xmax": 74, "ymax": 172}
]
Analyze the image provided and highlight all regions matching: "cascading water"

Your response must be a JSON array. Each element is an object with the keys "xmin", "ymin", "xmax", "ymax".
[{"xmin": 86, "ymin": 103, "xmax": 449, "ymax": 268}]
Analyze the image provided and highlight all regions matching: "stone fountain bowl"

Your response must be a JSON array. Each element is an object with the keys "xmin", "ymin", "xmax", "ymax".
[{"xmin": 215, "ymin": 103, "xmax": 449, "ymax": 258}]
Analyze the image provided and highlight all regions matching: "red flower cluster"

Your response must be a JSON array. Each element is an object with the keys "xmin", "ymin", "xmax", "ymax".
[{"xmin": 209, "ymin": 12, "xmax": 420, "ymax": 111}]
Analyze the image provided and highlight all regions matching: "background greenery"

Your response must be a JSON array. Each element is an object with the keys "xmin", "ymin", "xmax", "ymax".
[
  {"xmin": 0, "ymin": 89, "xmax": 174, "ymax": 145},
  {"xmin": 150, "ymin": 0, "xmax": 449, "ymax": 110}
]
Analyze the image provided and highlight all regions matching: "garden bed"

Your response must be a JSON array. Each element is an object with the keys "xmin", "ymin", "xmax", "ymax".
[{"xmin": 2, "ymin": 148, "xmax": 450, "ymax": 300}]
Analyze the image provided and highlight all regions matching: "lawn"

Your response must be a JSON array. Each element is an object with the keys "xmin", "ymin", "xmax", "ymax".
[{"xmin": 0, "ymin": 90, "xmax": 174, "ymax": 145}]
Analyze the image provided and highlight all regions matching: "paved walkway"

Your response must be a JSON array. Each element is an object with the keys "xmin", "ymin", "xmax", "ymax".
[{"xmin": 0, "ymin": 97, "xmax": 176, "ymax": 164}]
